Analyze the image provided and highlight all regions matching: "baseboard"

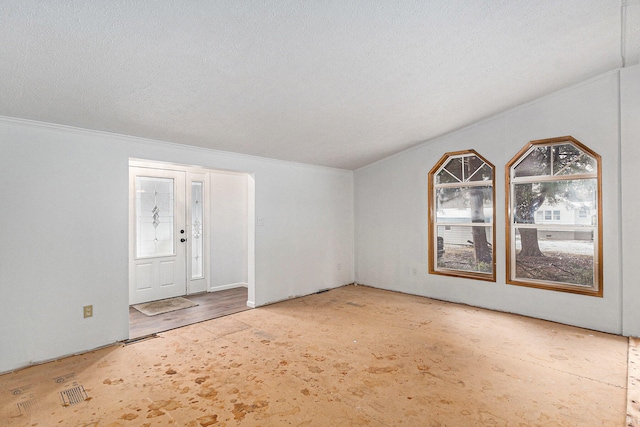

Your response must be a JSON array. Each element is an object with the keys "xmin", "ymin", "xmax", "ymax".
[
  {"xmin": 209, "ymin": 282, "xmax": 248, "ymax": 292},
  {"xmin": 246, "ymin": 300, "xmax": 256, "ymax": 308}
]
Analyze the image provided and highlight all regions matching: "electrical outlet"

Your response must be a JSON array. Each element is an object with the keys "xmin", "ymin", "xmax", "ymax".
[{"xmin": 83, "ymin": 305, "xmax": 93, "ymax": 318}]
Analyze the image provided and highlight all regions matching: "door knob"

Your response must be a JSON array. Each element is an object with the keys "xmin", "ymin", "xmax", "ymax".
[
  {"xmin": 180, "ymin": 229, "xmax": 185, "ymax": 234},
  {"xmin": 180, "ymin": 238, "xmax": 186, "ymax": 242}
]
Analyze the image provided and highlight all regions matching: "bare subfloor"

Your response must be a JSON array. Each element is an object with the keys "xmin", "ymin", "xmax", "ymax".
[{"xmin": 0, "ymin": 285, "xmax": 632, "ymax": 426}]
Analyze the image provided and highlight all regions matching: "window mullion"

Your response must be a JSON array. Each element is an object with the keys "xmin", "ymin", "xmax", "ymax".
[
  {"xmin": 435, "ymin": 180, "xmax": 493, "ymax": 189},
  {"xmin": 512, "ymin": 173, "xmax": 596, "ymax": 183}
]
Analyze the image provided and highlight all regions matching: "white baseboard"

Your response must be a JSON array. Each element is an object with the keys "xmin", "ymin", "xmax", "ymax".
[{"xmin": 209, "ymin": 282, "xmax": 248, "ymax": 292}]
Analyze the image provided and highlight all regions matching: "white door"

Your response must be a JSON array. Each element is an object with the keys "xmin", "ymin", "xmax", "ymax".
[{"xmin": 129, "ymin": 167, "xmax": 187, "ymax": 305}]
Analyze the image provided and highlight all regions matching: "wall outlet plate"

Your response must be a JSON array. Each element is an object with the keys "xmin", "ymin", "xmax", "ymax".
[{"xmin": 83, "ymin": 305, "xmax": 93, "ymax": 318}]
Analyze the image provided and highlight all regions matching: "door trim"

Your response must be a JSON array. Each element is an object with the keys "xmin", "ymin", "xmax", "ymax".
[{"xmin": 128, "ymin": 159, "xmax": 255, "ymax": 309}]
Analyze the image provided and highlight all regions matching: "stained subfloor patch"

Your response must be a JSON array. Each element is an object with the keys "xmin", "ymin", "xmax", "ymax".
[{"xmin": 627, "ymin": 337, "xmax": 640, "ymax": 426}]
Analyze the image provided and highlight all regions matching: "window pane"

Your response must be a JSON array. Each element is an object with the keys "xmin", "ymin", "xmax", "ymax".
[
  {"xmin": 514, "ymin": 227, "xmax": 595, "ymax": 287},
  {"xmin": 514, "ymin": 146, "xmax": 551, "ymax": 177},
  {"xmin": 437, "ymin": 156, "xmax": 492, "ymax": 183},
  {"xmin": 437, "ymin": 226, "xmax": 493, "ymax": 273},
  {"xmin": 191, "ymin": 182, "xmax": 204, "ymax": 279},
  {"xmin": 513, "ymin": 179, "xmax": 596, "ymax": 225},
  {"xmin": 552, "ymin": 144, "xmax": 597, "ymax": 176},
  {"xmin": 435, "ymin": 186, "xmax": 493, "ymax": 224},
  {"xmin": 467, "ymin": 162, "xmax": 493, "ymax": 182},
  {"xmin": 136, "ymin": 177, "xmax": 175, "ymax": 258},
  {"xmin": 442, "ymin": 157, "xmax": 463, "ymax": 182},
  {"xmin": 436, "ymin": 168, "xmax": 461, "ymax": 184}
]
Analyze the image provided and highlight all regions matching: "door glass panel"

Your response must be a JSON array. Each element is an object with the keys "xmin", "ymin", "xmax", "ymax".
[
  {"xmin": 191, "ymin": 181, "xmax": 204, "ymax": 279},
  {"xmin": 136, "ymin": 177, "xmax": 175, "ymax": 258}
]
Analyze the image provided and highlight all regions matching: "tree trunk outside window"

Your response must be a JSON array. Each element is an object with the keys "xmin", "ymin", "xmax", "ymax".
[
  {"xmin": 470, "ymin": 187, "xmax": 491, "ymax": 263},
  {"xmin": 514, "ymin": 183, "xmax": 545, "ymax": 257},
  {"xmin": 465, "ymin": 156, "xmax": 492, "ymax": 265}
]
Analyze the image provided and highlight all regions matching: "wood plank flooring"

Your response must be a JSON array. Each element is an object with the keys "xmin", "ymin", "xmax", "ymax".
[{"xmin": 128, "ymin": 287, "xmax": 250, "ymax": 340}]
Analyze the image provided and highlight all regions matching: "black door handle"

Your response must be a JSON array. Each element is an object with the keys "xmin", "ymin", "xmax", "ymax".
[{"xmin": 180, "ymin": 238, "xmax": 186, "ymax": 243}]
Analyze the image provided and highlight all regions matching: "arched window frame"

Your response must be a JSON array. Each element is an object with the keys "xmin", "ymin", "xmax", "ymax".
[
  {"xmin": 428, "ymin": 150, "xmax": 496, "ymax": 282},
  {"xmin": 506, "ymin": 136, "xmax": 603, "ymax": 297}
]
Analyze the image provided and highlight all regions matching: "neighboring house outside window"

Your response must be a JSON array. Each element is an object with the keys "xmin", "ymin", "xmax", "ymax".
[
  {"xmin": 428, "ymin": 150, "xmax": 496, "ymax": 282},
  {"xmin": 506, "ymin": 136, "xmax": 602, "ymax": 296}
]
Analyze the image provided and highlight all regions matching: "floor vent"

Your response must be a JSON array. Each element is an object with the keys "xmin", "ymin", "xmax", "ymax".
[
  {"xmin": 17, "ymin": 398, "xmax": 38, "ymax": 414},
  {"xmin": 60, "ymin": 385, "xmax": 88, "ymax": 406}
]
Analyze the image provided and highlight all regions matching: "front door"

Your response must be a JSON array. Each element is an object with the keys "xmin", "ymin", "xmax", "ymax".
[{"xmin": 129, "ymin": 167, "xmax": 187, "ymax": 305}]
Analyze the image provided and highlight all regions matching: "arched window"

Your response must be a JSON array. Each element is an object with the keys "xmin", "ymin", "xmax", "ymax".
[
  {"xmin": 428, "ymin": 150, "xmax": 495, "ymax": 281},
  {"xmin": 506, "ymin": 136, "xmax": 602, "ymax": 296}
]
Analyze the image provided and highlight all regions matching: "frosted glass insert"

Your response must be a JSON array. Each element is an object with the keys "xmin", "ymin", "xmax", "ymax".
[
  {"xmin": 136, "ymin": 177, "xmax": 175, "ymax": 258},
  {"xmin": 191, "ymin": 182, "xmax": 204, "ymax": 279}
]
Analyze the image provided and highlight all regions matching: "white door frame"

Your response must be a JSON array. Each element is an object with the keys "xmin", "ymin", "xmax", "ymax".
[{"xmin": 129, "ymin": 159, "xmax": 255, "ymax": 308}]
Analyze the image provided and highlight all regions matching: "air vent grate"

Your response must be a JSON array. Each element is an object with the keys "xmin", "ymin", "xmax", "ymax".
[
  {"xmin": 17, "ymin": 398, "xmax": 38, "ymax": 414},
  {"xmin": 60, "ymin": 385, "xmax": 88, "ymax": 406}
]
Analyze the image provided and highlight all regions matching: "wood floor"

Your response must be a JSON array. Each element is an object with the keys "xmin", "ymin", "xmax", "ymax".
[
  {"xmin": 128, "ymin": 287, "xmax": 250, "ymax": 340},
  {"xmin": 2, "ymin": 285, "xmax": 634, "ymax": 426}
]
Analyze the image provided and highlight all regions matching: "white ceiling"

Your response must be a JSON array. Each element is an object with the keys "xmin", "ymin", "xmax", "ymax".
[{"xmin": 1, "ymin": 1, "xmax": 638, "ymax": 170}]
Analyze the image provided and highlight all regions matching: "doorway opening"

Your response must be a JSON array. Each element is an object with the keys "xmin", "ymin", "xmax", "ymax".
[{"xmin": 128, "ymin": 160, "xmax": 255, "ymax": 339}]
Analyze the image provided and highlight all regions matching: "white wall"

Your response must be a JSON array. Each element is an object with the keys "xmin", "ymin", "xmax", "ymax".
[
  {"xmin": 0, "ymin": 120, "xmax": 354, "ymax": 373},
  {"xmin": 2, "ymin": 67, "xmax": 636, "ymax": 374},
  {"xmin": 621, "ymin": 64, "xmax": 640, "ymax": 337},
  {"xmin": 355, "ymin": 70, "xmax": 624, "ymax": 334},
  {"xmin": 210, "ymin": 171, "xmax": 248, "ymax": 290}
]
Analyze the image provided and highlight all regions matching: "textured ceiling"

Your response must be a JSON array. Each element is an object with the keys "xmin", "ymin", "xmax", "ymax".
[{"xmin": 1, "ymin": 1, "xmax": 638, "ymax": 170}]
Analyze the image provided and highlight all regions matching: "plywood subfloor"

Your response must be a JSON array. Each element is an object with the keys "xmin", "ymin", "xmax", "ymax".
[
  {"xmin": 1, "ymin": 285, "xmax": 629, "ymax": 426},
  {"xmin": 129, "ymin": 287, "xmax": 250, "ymax": 340},
  {"xmin": 628, "ymin": 337, "xmax": 640, "ymax": 426}
]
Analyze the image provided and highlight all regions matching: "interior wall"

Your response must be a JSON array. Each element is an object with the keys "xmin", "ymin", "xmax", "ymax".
[
  {"xmin": 621, "ymin": 63, "xmax": 640, "ymax": 337},
  {"xmin": 354, "ymin": 70, "xmax": 624, "ymax": 334},
  {"xmin": 210, "ymin": 171, "xmax": 248, "ymax": 291},
  {"xmin": 0, "ymin": 120, "xmax": 354, "ymax": 373}
]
